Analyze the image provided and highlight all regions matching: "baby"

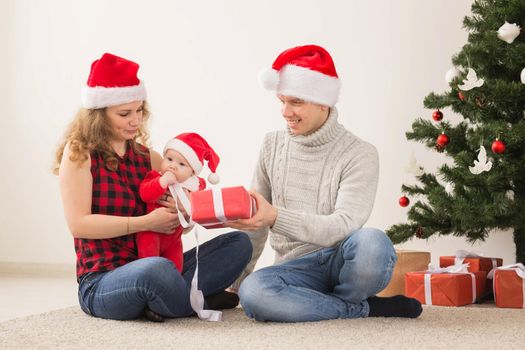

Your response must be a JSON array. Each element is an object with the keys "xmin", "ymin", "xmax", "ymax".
[{"xmin": 137, "ymin": 132, "xmax": 220, "ymax": 272}]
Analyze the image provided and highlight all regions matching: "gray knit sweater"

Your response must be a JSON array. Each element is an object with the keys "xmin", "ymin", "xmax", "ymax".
[{"xmin": 232, "ymin": 107, "xmax": 379, "ymax": 288}]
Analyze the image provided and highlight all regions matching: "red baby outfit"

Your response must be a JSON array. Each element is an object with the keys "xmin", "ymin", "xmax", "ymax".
[{"xmin": 137, "ymin": 170, "xmax": 205, "ymax": 272}]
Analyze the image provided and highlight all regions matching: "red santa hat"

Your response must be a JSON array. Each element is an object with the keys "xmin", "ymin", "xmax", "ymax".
[
  {"xmin": 163, "ymin": 133, "xmax": 221, "ymax": 184},
  {"xmin": 258, "ymin": 45, "xmax": 340, "ymax": 107},
  {"xmin": 81, "ymin": 53, "xmax": 147, "ymax": 109}
]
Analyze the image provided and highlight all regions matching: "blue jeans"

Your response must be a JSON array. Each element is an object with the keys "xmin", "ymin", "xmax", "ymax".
[
  {"xmin": 239, "ymin": 228, "xmax": 396, "ymax": 322},
  {"xmin": 78, "ymin": 231, "xmax": 252, "ymax": 320}
]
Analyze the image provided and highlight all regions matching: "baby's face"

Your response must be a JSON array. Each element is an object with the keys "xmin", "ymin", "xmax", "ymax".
[{"xmin": 161, "ymin": 149, "xmax": 194, "ymax": 182}]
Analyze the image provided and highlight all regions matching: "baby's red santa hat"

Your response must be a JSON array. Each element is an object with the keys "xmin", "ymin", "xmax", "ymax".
[
  {"xmin": 259, "ymin": 45, "xmax": 340, "ymax": 107},
  {"xmin": 81, "ymin": 53, "xmax": 147, "ymax": 109},
  {"xmin": 164, "ymin": 133, "xmax": 221, "ymax": 184}
]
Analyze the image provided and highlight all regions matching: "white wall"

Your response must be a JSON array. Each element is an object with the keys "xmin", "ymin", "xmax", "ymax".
[{"xmin": 0, "ymin": 0, "xmax": 516, "ymax": 269}]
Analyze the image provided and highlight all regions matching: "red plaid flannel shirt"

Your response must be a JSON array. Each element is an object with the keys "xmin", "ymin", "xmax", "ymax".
[{"xmin": 74, "ymin": 142, "xmax": 151, "ymax": 278}]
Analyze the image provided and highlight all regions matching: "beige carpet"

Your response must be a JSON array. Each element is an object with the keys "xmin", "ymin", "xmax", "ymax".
[{"xmin": 0, "ymin": 305, "xmax": 523, "ymax": 349}]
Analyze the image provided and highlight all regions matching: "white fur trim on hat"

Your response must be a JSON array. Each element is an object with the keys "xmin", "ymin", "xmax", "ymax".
[
  {"xmin": 163, "ymin": 138, "xmax": 203, "ymax": 175},
  {"xmin": 258, "ymin": 68, "xmax": 280, "ymax": 90},
  {"xmin": 207, "ymin": 173, "xmax": 220, "ymax": 185},
  {"xmin": 81, "ymin": 81, "xmax": 147, "ymax": 109},
  {"xmin": 180, "ymin": 175, "xmax": 200, "ymax": 192},
  {"xmin": 274, "ymin": 64, "xmax": 340, "ymax": 106}
]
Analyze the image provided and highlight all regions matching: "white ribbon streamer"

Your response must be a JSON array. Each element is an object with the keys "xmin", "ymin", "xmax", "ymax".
[
  {"xmin": 454, "ymin": 249, "xmax": 485, "ymax": 265},
  {"xmin": 454, "ymin": 250, "xmax": 500, "ymax": 273},
  {"xmin": 189, "ymin": 224, "xmax": 222, "ymax": 321},
  {"xmin": 487, "ymin": 263, "xmax": 525, "ymax": 279},
  {"xmin": 491, "ymin": 259, "xmax": 498, "ymax": 269},
  {"xmin": 168, "ymin": 184, "xmax": 222, "ymax": 322},
  {"xmin": 169, "ymin": 184, "xmax": 194, "ymax": 229},
  {"xmin": 470, "ymin": 272, "xmax": 476, "ymax": 303},
  {"xmin": 424, "ymin": 274, "xmax": 432, "ymax": 305},
  {"xmin": 427, "ymin": 263, "xmax": 470, "ymax": 274},
  {"xmin": 212, "ymin": 187, "xmax": 227, "ymax": 223}
]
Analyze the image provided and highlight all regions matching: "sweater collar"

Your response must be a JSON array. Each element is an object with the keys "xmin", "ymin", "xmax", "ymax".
[{"xmin": 287, "ymin": 107, "xmax": 344, "ymax": 147}]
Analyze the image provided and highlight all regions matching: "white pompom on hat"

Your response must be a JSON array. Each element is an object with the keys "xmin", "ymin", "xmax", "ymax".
[
  {"xmin": 258, "ymin": 45, "xmax": 341, "ymax": 107},
  {"xmin": 164, "ymin": 133, "xmax": 221, "ymax": 184},
  {"xmin": 81, "ymin": 53, "xmax": 147, "ymax": 109}
]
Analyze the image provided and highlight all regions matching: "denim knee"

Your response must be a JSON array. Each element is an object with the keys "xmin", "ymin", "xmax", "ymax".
[
  {"xmin": 239, "ymin": 270, "xmax": 276, "ymax": 319},
  {"xmin": 341, "ymin": 228, "xmax": 396, "ymax": 277},
  {"xmin": 135, "ymin": 257, "xmax": 179, "ymax": 289},
  {"xmin": 238, "ymin": 273, "xmax": 259, "ymax": 315},
  {"xmin": 229, "ymin": 231, "xmax": 253, "ymax": 266}
]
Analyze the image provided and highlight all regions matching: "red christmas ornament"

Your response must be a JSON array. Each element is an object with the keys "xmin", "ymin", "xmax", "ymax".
[
  {"xmin": 436, "ymin": 132, "xmax": 450, "ymax": 147},
  {"xmin": 399, "ymin": 196, "xmax": 410, "ymax": 207},
  {"xmin": 432, "ymin": 110, "xmax": 443, "ymax": 121},
  {"xmin": 458, "ymin": 91, "xmax": 466, "ymax": 101},
  {"xmin": 491, "ymin": 139, "xmax": 506, "ymax": 154}
]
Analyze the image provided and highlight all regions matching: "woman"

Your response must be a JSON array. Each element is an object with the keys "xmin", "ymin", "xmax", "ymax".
[{"xmin": 54, "ymin": 53, "xmax": 252, "ymax": 321}]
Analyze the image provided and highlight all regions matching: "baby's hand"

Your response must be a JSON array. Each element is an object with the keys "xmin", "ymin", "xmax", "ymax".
[{"xmin": 160, "ymin": 171, "xmax": 177, "ymax": 188}]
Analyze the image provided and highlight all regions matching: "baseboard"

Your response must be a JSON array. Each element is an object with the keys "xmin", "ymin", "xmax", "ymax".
[{"xmin": 0, "ymin": 262, "xmax": 74, "ymax": 277}]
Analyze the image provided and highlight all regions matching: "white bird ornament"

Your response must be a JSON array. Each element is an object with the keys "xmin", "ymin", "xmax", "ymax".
[
  {"xmin": 445, "ymin": 182, "xmax": 454, "ymax": 196},
  {"xmin": 469, "ymin": 146, "xmax": 492, "ymax": 174},
  {"xmin": 458, "ymin": 68, "xmax": 484, "ymax": 91},
  {"xmin": 405, "ymin": 153, "xmax": 424, "ymax": 176}
]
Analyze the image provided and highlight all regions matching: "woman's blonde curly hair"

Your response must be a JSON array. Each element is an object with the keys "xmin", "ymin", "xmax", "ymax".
[{"xmin": 53, "ymin": 102, "xmax": 151, "ymax": 174}]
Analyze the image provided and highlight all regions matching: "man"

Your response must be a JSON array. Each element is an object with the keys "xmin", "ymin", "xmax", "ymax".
[{"xmin": 227, "ymin": 45, "xmax": 422, "ymax": 322}]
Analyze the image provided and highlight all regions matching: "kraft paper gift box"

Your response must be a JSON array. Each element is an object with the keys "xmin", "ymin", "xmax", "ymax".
[
  {"xmin": 191, "ymin": 186, "xmax": 256, "ymax": 228},
  {"xmin": 489, "ymin": 264, "xmax": 525, "ymax": 309},
  {"xmin": 377, "ymin": 250, "xmax": 430, "ymax": 297},
  {"xmin": 405, "ymin": 265, "xmax": 486, "ymax": 306},
  {"xmin": 440, "ymin": 251, "xmax": 502, "ymax": 273}
]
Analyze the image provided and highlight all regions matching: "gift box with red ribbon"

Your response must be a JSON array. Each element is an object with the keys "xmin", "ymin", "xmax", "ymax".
[
  {"xmin": 190, "ymin": 186, "xmax": 256, "ymax": 228},
  {"xmin": 405, "ymin": 265, "xmax": 486, "ymax": 307},
  {"xmin": 489, "ymin": 264, "xmax": 525, "ymax": 309}
]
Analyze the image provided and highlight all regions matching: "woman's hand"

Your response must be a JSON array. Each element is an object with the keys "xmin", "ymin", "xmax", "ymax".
[
  {"xmin": 157, "ymin": 188, "xmax": 191, "ymax": 220},
  {"xmin": 226, "ymin": 191, "xmax": 277, "ymax": 231},
  {"xmin": 146, "ymin": 207, "xmax": 181, "ymax": 234},
  {"xmin": 156, "ymin": 192, "xmax": 176, "ymax": 212}
]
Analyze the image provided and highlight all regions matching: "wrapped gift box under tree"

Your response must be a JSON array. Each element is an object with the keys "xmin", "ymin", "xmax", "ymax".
[
  {"xmin": 377, "ymin": 250, "xmax": 430, "ymax": 297},
  {"xmin": 405, "ymin": 265, "xmax": 486, "ymax": 307},
  {"xmin": 440, "ymin": 250, "xmax": 502, "ymax": 273},
  {"xmin": 440, "ymin": 250, "xmax": 503, "ymax": 302},
  {"xmin": 489, "ymin": 264, "xmax": 525, "ymax": 309}
]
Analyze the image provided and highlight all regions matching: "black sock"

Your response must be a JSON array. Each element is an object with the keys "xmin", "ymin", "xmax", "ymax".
[
  {"xmin": 143, "ymin": 307, "xmax": 165, "ymax": 322},
  {"xmin": 367, "ymin": 295, "xmax": 422, "ymax": 318},
  {"xmin": 205, "ymin": 290, "xmax": 239, "ymax": 310}
]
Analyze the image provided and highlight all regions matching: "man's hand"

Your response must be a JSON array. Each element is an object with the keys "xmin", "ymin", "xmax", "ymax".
[{"xmin": 226, "ymin": 191, "xmax": 277, "ymax": 231}]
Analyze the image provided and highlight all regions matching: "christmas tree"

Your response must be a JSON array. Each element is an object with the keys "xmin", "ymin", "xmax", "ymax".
[{"xmin": 387, "ymin": 0, "xmax": 525, "ymax": 263}]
